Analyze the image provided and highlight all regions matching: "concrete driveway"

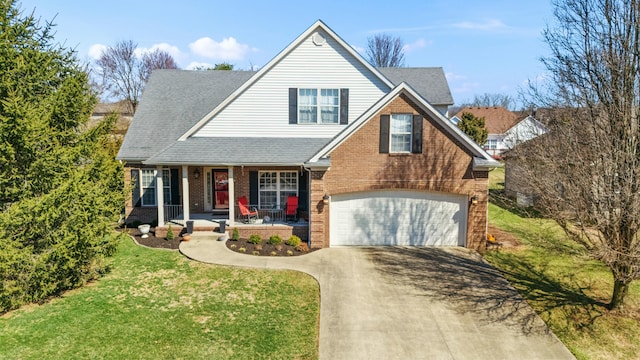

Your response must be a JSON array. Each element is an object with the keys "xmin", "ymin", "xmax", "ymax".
[{"xmin": 180, "ymin": 237, "xmax": 575, "ymax": 359}]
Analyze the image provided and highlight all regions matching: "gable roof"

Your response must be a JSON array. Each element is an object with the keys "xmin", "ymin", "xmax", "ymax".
[
  {"xmin": 179, "ymin": 20, "xmax": 396, "ymax": 141},
  {"xmin": 308, "ymin": 82, "xmax": 500, "ymax": 169},
  {"xmin": 377, "ymin": 67, "xmax": 453, "ymax": 106},
  {"xmin": 117, "ymin": 70, "xmax": 255, "ymax": 162},
  {"xmin": 454, "ymin": 106, "xmax": 519, "ymax": 134}
]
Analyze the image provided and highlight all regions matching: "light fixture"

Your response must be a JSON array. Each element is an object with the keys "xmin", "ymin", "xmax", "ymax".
[
  {"xmin": 323, "ymin": 194, "xmax": 330, "ymax": 204},
  {"xmin": 194, "ymin": 168, "xmax": 200, "ymax": 179},
  {"xmin": 471, "ymin": 195, "xmax": 479, "ymax": 205}
]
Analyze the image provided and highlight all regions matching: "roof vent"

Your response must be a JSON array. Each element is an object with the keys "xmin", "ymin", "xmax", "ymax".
[{"xmin": 312, "ymin": 32, "xmax": 326, "ymax": 46}]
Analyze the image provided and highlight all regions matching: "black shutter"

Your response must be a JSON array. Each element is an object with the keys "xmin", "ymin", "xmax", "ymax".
[
  {"xmin": 298, "ymin": 170, "xmax": 309, "ymax": 211},
  {"xmin": 339, "ymin": 88, "xmax": 349, "ymax": 124},
  {"xmin": 170, "ymin": 169, "xmax": 180, "ymax": 205},
  {"xmin": 249, "ymin": 171, "xmax": 258, "ymax": 206},
  {"xmin": 131, "ymin": 169, "xmax": 141, "ymax": 207},
  {"xmin": 379, "ymin": 115, "xmax": 390, "ymax": 154},
  {"xmin": 289, "ymin": 88, "xmax": 298, "ymax": 124},
  {"xmin": 412, "ymin": 115, "xmax": 423, "ymax": 154}
]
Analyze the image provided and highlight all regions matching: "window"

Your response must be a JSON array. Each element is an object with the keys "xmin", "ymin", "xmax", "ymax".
[
  {"xmin": 485, "ymin": 139, "xmax": 498, "ymax": 150},
  {"xmin": 298, "ymin": 89, "xmax": 317, "ymax": 123},
  {"xmin": 140, "ymin": 169, "xmax": 171, "ymax": 206},
  {"xmin": 390, "ymin": 114, "xmax": 413, "ymax": 153},
  {"xmin": 259, "ymin": 171, "xmax": 298, "ymax": 208},
  {"xmin": 298, "ymin": 88, "xmax": 339, "ymax": 124}
]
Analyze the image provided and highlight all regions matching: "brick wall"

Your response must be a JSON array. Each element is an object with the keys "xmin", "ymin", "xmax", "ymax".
[{"xmin": 310, "ymin": 94, "xmax": 490, "ymax": 249}]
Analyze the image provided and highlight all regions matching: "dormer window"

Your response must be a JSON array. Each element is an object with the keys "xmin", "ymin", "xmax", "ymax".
[{"xmin": 289, "ymin": 87, "xmax": 349, "ymax": 125}]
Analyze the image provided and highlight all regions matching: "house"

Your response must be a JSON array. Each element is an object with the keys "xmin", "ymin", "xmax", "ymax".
[
  {"xmin": 116, "ymin": 20, "xmax": 500, "ymax": 250},
  {"xmin": 502, "ymin": 115, "xmax": 547, "ymax": 149},
  {"xmin": 453, "ymin": 106, "xmax": 520, "ymax": 158}
]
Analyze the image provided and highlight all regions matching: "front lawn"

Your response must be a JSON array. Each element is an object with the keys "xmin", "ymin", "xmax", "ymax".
[
  {"xmin": 486, "ymin": 168, "xmax": 640, "ymax": 360},
  {"xmin": 0, "ymin": 237, "xmax": 319, "ymax": 359}
]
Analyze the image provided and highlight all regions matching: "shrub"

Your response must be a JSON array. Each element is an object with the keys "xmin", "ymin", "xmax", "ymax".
[
  {"xmin": 270, "ymin": 251, "xmax": 277, "ymax": 256},
  {"xmin": 255, "ymin": 244, "xmax": 263, "ymax": 251},
  {"xmin": 232, "ymin": 227, "xmax": 240, "ymax": 241},
  {"xmin": 166, "ymin": 224, "xmax": 174, "ymax": 240},
  {"xmin": 295, "ymin": 243, "xmax": 309, "ymax": 252},
  {"xmin": 268, "ymin": 235, "xmax": 283, "ymax": 245},
  {"xmin": 285, "ymin": 235, "xmax": 301, "ymax": 247},
  {"xmin": 252, "ymin": 251, "xmax": 260, "ymax": 256},
  {"xmin": 248, "ymin": 234, "xmax": 262, "ymax": 244},
  {"xmin": 286, "ymin": 250, "xmax": 294, "ymax": 256},
  {"xmin": 239, "ymin": 247, "xmax": 247, "ymax": 252}
]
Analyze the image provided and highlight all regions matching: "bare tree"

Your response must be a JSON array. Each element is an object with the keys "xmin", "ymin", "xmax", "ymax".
[
  {"xmin": 515, "ymin": 0, "xmax": 640, "ymax": 309},
  {"xmin": 366, "ymin": 34, "xmax": 405, "ymax": 67},
  {"xmin": 96, "ymin": 40, "xmax": 178, "ymax": 113},
  {"xmin": 142, "ymin": 49, "xmax": 178, "ymax": 82},
  {"xmin": 470, "ymin": 93, "xmax": 516, "ymax": 110}
]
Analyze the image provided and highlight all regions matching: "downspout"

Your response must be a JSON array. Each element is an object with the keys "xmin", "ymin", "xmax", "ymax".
[{"xmin": 304, "ymin": 166, "xmax": 312, "ymax": 248}]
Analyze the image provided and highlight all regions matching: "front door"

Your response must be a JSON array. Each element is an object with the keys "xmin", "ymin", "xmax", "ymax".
[{"xmin": 213, "ymin": 170, "xmax": 229, "ymax": 209}]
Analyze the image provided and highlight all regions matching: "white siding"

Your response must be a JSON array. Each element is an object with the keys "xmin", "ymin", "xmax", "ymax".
[
  {"xmin": 194, "ymin": 30, "xmax": 390, "ymax": 138},
  {"xmin": 503, "ymin": 116, "xmax": 547, "ymax": 149}
]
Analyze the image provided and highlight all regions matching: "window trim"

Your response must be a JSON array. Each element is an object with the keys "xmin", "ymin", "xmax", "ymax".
[
  {"xmin": 297, "ymin": 88, "xmax": 340, "ymax": 124},
  {"xmin": 389, "ymin": 113, "xmax": 413, "ymax": 153},
  {"xmin": 258, "ymin": 171, "xmax": 298, "ymax": 208},
  {"xmin": 140, "ymin": 169, "xmax": 171, "ymax": 207}
]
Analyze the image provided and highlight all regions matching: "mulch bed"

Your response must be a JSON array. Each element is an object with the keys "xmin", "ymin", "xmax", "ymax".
[
  {"xmin": 122, "ymin": 227, "xmax": 317, "ymax": 256},
  {"xmin": 123, "ymin": 227, "xmax": 182, "ymax": 250},
  {"xmin": 225, "ymin": 237, "xmax": 319, "ymax": 256}
]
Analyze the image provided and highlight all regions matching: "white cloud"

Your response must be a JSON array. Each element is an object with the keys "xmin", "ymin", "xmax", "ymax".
[
  {"xmin": 445, "ymin": 72, "xmax": 467, "ymax": 81},
  {"xmin": 88, "ymin": 43, "xmax": 107, "ymax": 59},
  {"xmin": 403, "ymin": 38, "xmax": 431, "ymax": 52},
  {"xmin": 452, "ymin": 19, "xmax": 507, "ymax": 31},
  {"xmin": 352, "ymin": 45, "xmax": 365, "ymax": 54},
  {"xmin": 185, "ymin": 61, "xmax": 214, "ymax": 70},
  {"xmin": 142, "ymin": 43, "xmax": 184, "ymax": 59},
  {"xmin": 189, "ymin": 36, "xmax": 254, "ymax": 60}
]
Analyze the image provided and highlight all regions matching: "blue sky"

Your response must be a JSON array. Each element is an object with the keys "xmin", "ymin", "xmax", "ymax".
[{"xmin": 19, "ymin": 0, "xmax": 554, "ymax": 106}]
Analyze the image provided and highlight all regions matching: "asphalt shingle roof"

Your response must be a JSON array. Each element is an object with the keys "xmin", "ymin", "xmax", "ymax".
[
  {"xmin": 377, "ymin": 67, "xmax": 454, "ymax": 106},
  {"xmin": 454, "ymin": 106, "xmax": 519, "ymax": 134},
  {"xmin": 145, "ymin": 137, "xmax": 329, "ymax": 165},
  {"xmin": 117, "ymin": 67, "xmax": 455, "ymax": 164},
  {"xmin": 117, "ymin": 69, "xmax": 256, "ymax": 162}
]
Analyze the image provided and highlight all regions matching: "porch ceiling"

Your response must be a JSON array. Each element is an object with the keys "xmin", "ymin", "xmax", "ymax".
[{"xmin": 144, "ymin": 137, "xmax": 330, "ymax": 166}]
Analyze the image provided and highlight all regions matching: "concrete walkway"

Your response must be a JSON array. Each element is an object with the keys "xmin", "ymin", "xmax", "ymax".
[{"xmin": 180, "ymin": 234, "xmax": 575, "ymax": 360}]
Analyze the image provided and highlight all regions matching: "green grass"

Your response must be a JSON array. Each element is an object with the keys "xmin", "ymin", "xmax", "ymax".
[
  {"xmin": 486, "ymin": 168, "xmax": 640, "ymax": 360},
  {"xmin": 0, "ymin": 238, "xmax": 319, "ymax": 359}
]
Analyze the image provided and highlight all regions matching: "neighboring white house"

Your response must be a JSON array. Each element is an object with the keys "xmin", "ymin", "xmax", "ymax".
[
  {"xmin": 452, "ymin": 107, "xmax": 546, "ymax": 158},
  {"xmin": 503, "ymin": 115, "xmax": 548, "ymax": 149}
]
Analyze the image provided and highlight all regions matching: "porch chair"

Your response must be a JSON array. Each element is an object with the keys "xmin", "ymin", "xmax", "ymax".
[
  {"xmin": 238, "ymin": 196, "xmax": 259, "ymax": 223},
  {"xmin": 285, "ymin": 195, "xmax": 298, "ymax": 222}
]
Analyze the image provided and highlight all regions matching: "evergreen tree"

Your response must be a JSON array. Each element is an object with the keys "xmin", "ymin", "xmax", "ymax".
[
  {"xmin": 456, "ymin": 112, "xmax": 488, "ymax": 145},
  {"xmin": 0, "ymin": 0, "xmax": 124, "ymax": 312}
]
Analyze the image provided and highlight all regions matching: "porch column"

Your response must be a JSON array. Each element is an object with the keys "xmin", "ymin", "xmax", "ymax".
[
  {"xmin": 182, "ymin": 165, "xmax": 190, "ymax": 223},
  {"xmin": 228, "ymin": 166, "xmax": 235, "ymax": 226},
  {"xmin": 156, "ymin": 165, "xmax": 165, "ymax": 227}
]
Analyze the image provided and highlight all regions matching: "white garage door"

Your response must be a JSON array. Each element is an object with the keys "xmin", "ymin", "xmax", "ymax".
[{"xmin": 330, "ymin": 190, "xmax": 467, "ymax": 246}]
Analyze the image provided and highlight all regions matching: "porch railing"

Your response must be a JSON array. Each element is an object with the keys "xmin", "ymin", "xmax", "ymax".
[{"xmin": 164, "ymin": 204, "xmax": 183, "ymax": 223}]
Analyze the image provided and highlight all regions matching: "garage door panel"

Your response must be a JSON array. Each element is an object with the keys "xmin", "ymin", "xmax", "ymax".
[{"xmin": 330, "ymin": 191, "xmax": 467, "ymax": 246}]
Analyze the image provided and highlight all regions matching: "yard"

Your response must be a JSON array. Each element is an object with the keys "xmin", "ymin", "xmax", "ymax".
[
  {"xmin": 485, "ymin": 166, "xmax": 640, "ymax": 360},
  {"xmin": 0, "ymin": 237, "xmax": 319, "ymax": 359}
]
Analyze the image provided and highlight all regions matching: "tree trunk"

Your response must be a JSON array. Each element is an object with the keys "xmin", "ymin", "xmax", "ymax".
[{"xmin": 609, "ymin": 278, "xmax": 629, "ymax": 310}]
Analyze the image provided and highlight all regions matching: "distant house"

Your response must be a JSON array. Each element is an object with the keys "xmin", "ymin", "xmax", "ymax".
[
  {"xmin": 90, "ymin": 101, "xmax": 133, "ymax": 138},
  {"xmin": 503, "ymin": 115, "xmax": 547, "ymax": 149},
  {"xmin": 116, "ymin": 20, "xmax": 500, "ymax": 249},
  {"xmin": 453, "ymin": 107, "xmax": 546, "ymax": 158}
]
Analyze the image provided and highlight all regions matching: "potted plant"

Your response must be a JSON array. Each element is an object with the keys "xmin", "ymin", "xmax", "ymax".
[{"xmin": 138, "ymin": 224, "xmax": 151, "ymax": 238}]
